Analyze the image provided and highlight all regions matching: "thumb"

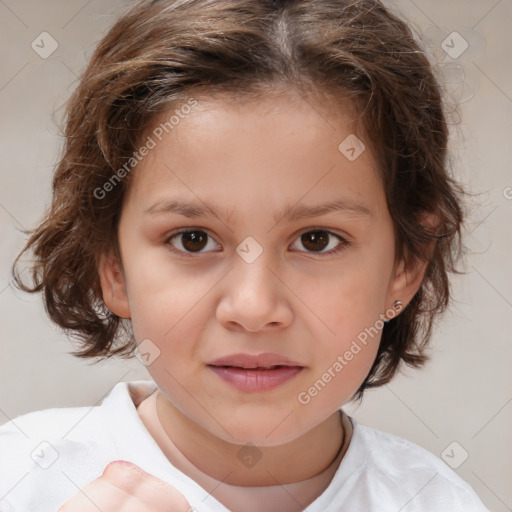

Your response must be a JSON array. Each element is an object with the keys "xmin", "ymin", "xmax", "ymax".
[
  {"xmin": 103, "ymin": 460, "xmax": 141, "ymax": 474},
  {"xmin": 102, "ymin": 460, "xmax": 193, "ymax": 510}
]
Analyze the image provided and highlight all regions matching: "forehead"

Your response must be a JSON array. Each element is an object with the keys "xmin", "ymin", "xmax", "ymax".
[{"xmin": 124, "ymin": 91, "xmax": 385, "ymax": 218}]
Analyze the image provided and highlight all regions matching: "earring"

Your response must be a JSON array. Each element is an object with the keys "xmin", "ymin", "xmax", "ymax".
[{"xmin": 393, "ymin": 300, "xmax": 403, "ymax": 310}]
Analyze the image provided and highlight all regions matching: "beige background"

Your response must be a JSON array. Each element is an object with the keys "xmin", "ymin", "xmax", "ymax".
[{"xmin": 0, "ymin": 1, "xmax": 510, "ymax": 510}]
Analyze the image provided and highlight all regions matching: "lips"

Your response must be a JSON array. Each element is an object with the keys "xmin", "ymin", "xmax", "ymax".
[
  {"xmin": 207, "ymin": 353, "xmax": 304, "ymax": 392},
  {"xmin": 208, "ymin": 352, "xmax": 303, "ymax": 369}
]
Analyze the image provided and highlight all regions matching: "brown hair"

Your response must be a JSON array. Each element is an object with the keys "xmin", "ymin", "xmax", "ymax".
[{"xmin": 11, "ymin": 0, "xmax": 465, "ymax": 402}]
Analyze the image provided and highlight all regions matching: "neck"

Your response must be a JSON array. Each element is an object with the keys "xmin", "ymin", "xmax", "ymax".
[{"xmin": 155, "ymin": 391, "xmax": 346, "ymax": 486}]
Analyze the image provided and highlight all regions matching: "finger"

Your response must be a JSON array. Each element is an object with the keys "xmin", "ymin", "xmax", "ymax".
[
  {"xmin": 57, "ymin": 477, "xmax": 128, "ymax": 511},
  {"xmin": 58, "ymin": 462, "xmax": 191, "ymax": 512},
  {"xmin": 101, "ymin": 461, "xmax": 191, "ymax": 510}
]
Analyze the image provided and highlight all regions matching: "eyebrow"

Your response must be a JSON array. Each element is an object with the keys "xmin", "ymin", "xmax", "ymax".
[{"xmin": 144, "ymin": 198, "xmax": 371, "ymax": 224}]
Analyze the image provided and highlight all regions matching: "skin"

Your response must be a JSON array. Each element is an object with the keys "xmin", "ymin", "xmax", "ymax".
[
  {"xmin": 93, "ymin": 90, "xmax": 428, "ymax": 506},
  {"xmin": 57, "ymin": 460, "xmax": 191, "ymax": 511}
]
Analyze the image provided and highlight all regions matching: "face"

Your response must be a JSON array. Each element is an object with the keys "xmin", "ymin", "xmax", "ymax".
[{"xmin": 99, "ymin": 91, "xmax": 422, "ymax": 447}]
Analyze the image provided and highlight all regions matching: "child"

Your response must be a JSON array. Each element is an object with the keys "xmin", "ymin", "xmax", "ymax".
[{"xmin": 0, "ymin": 0, "xmax": 490, "ymax": 510}]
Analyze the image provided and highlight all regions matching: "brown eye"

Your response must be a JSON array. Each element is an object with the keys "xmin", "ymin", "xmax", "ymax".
[
  {"xmin": 291, "ymin": 229, "xmax": 348, "ymax": 255},
  {"xmin": 180, "ymin": 231, "xmax": 208, "ymax": 252},
  {"xmin": 165, "ymin": 229, "xmax": 219, "ymax": 256},
  {"xmin": 300, "ymin": 231, "xmax": 330, "ymax": 251}
]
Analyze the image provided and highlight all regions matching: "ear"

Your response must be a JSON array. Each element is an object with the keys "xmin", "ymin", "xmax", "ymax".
[
  {"xmin": 386, "ymin": 255, "xmax": 428, "ymax": 313},
  {"xmin": 386, "ymin": 213, "xmax": 438, "ymax": 313},
  {"xmin": 97, "ymin": 251, "xmax": 131, "ymax": 319}
]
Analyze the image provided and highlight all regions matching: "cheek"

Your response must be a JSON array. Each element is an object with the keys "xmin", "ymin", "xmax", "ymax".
[
  {"xmin": 296, "ymin": 255, "xmax": 391, "ymax": 335},
  {"xmin": 291, "ymin": 251, "xmax": 391, "ymax": 392},
  {"xmin": 124, "ymin": 288, "xmax": 182, "ymax": 359},
  {"xmin": 129, "ymin": 288, "xmax": 201, "ymax": 351},
  {"xmin": 123, "ymin": 246, "xmax": 203, "ymax": 331}
]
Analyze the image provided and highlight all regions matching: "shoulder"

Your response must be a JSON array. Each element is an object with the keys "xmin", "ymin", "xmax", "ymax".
[
  {"xmin": 0, "ymin": 403, "xmax": 98, "ymax": 438},
  {"xmin": 0, "ymin": 379, "xmax": 155, "ymax": 454},
  {"xmin": 342, "ymin": 420, "xmax": 489, "ymax": 511},
  {"xmin": 0, "ymin": 403, "xmax": 105, "ymax": 462},
  {"xmin": 0, "ymin": 381, "xmax": 155, "ymax": 511},
  {"xmin": 0, "ymin": 407, "xmax": 89, "ymax": 510},
  {"xmin": 356, "ymin": 423, "xmax": 454, "ymax": 476}
]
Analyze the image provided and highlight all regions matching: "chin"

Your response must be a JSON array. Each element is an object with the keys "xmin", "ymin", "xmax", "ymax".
[{"xmin": 209, "ymin": 411, "xmax": 310, "ymax": 447}]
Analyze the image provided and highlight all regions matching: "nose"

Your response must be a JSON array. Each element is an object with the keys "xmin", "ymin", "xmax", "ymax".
[{"xmin": 216, "ymin": 253, "xmax": 293, "ymax": 333}]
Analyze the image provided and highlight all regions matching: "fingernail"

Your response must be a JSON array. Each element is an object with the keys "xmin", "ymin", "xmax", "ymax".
[{"xmin": 104, "ymin": 460, "xmax": 136, "ymax": 474}]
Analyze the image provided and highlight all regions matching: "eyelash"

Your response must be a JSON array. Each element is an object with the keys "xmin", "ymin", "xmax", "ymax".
[{"xmin": 163, "ymin": 228, "xmax": 350, "ymax": 258}]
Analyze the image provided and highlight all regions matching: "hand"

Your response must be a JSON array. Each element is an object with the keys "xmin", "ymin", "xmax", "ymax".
[{"xmin": 57, "ymin": 460, "xmax": 193, "ymax": 511}]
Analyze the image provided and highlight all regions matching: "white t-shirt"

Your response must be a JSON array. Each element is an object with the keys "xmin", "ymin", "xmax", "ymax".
[{"xmin": 0, "ymin": 380, "xmax": 489, "ymax": 512}]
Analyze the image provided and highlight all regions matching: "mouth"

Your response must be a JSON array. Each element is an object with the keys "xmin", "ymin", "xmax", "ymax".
[
  {"xmin": 211, "ymin": 364, "xmax": 293, "ymax": 370},
  {"xmin": 207, "ymin": 353, "xmax": 304, "ymax": 392},
  {"xmin": 208, "ymin": 352, "xmax": 303, "ymax": 369}
]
